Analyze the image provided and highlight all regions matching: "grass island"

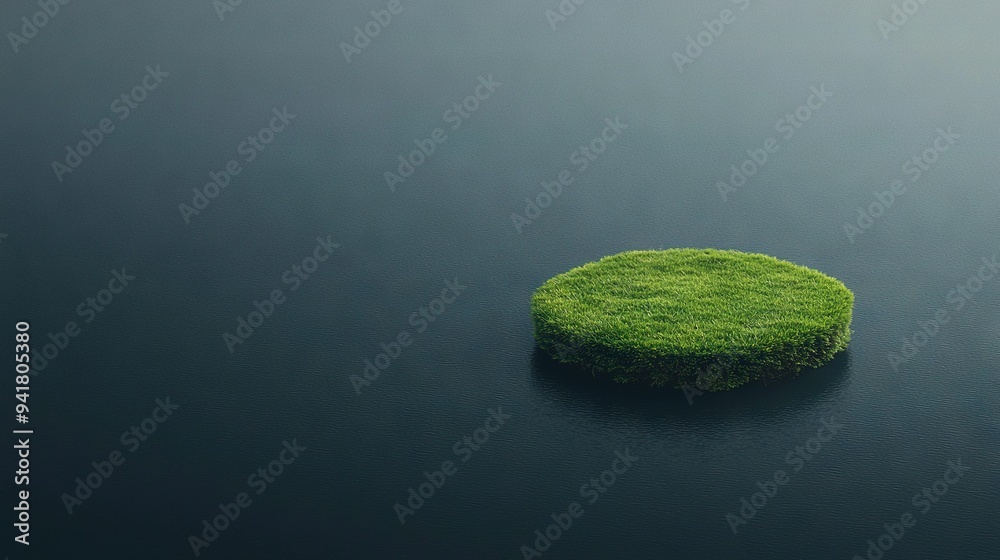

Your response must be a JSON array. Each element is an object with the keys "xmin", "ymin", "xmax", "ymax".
[{"xmin": 530, "ymin": 249, "xmax": 854, "ymax": 391}]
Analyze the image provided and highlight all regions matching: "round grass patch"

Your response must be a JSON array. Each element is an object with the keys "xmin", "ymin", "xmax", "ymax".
[{"xmin": 530, "ymin": 249, "xmax": 854, "ymax": 390}]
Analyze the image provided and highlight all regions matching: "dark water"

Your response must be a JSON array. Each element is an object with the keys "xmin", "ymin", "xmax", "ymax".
[{"xmin": 2, "ymin": 1, "xmax": 999, "ymax": 559}]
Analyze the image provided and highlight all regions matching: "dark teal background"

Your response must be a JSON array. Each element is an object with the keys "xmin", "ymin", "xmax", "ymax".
[{"xmin": 1, "ymin": 1, "xmax": 998, "ymax": 558}]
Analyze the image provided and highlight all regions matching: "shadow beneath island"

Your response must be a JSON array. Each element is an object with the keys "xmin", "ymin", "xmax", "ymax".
[{"xmin": 527, "ymin": 346, "xmax": 854, "ymax": 424}]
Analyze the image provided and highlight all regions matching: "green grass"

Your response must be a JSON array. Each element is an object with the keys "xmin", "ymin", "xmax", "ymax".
[{"xmin": 530, "ymin": 249, "xmax": 854, "ymax": 390}]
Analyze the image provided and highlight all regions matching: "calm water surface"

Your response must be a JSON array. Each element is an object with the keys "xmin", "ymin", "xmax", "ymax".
[{"xmin": 1, "ymin": 1, "xmax": 998, "ymax": 558}]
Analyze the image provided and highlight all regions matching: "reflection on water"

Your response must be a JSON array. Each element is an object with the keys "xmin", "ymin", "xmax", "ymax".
[{"xmin": 529, "ymin": 346, "xmax": 853, "ymax": 423}]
